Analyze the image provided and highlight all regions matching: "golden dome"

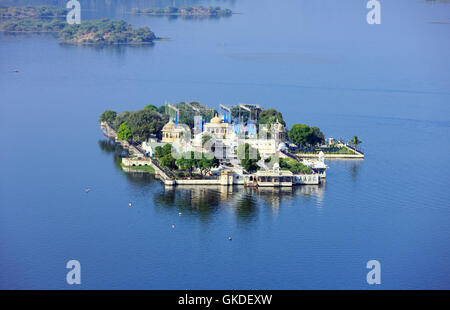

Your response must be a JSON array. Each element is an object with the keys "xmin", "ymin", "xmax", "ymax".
[
  {"xmin": 210, "ymin": 115, "xmax": 223, "ymax": 124},
  {"xmin": 162, "ymin": 119, "xmax": 176, "ymax": 131}
]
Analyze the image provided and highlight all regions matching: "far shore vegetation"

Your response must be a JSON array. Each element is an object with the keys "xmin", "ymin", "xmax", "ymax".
[
  {"xmin": 0, "ymin": 6, "xmax": 157, "ymax": 45},
  {"xmin": 131, "ymin": 6, "xmax": 232, "ymax": 18},
  {"xmin": 0, "ymin": 5, "xmax": 67, "ymax": 19}
]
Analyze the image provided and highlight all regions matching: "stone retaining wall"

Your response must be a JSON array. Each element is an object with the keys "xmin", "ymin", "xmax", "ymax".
[
  {"xmin": 299, "ymin": 153, "xmax": 364, "ymax": 159},
  {"xmin": 122, "ymin": 157, "xmax": 171, "ymax": 181}
]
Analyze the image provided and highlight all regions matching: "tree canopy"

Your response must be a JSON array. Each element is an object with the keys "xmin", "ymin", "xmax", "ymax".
[
  {"xmin": 238, "ymin": 143, "xmax": 261, "ymax": 173},
  {"xmin": 176, "ymin": 152, "xmax": 196, "ymax": 176},
  {"xmin": 288, "ymin": 124, "xmax": 324, "ymax": 147},
  {"xmin": 154, "ymin": 144, "xmax": 176, "ymax": 169},
  {"xmin": 160, "ymin": 153, "xmax": 176, "ymax": 169},
  {"xmin": 348, "ymin": 136, "xmax": 362, "ymax": 150},
  {"xmin": 99, "ymin": 110, "xmax": 117, "ymax": 124},
  {"xmin": 175, "ymin": 151, "xmax": 219, "ymax": 177},
  {"xmin": 59, "ymin": 19, "xmax": 156, "ymax": 45},
  {"xmin": 117, "ymin": 122, "xmax": 131, "ymax": 141},
  {"xmin": 144, "ymin": 104, "xmax": 158, "ymax": 112},
  {"xmin": 257, "ymin": 108, "xmax": 286, "ymax": 128},
  {"xmin": 154, "ymin": 144, "xmax": 173, "ymax": 159},
  {"xmin": 113, "ymin": 110, "xmax": 169, "ymax": 142},
  {"xmin": 197, "ymin": 156, "xmax": 220, "ymax": 176},
  {"xmin": 279, "ymin": 158, "xmax": 312, "ymax": 174}
]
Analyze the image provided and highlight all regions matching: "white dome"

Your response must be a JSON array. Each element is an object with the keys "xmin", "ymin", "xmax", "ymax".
[{"xmin": 278, "ymin": 142, "xmax": 287, "ymax": 151}]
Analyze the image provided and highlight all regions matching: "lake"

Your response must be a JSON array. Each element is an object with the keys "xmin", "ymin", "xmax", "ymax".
[{"xmin": 0, "ymin": 0, "xmax": 450, "ymax": 289}]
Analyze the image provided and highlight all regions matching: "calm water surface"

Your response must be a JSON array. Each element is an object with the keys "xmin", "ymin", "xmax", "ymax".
[{"xmin": 1, "ymin": 0, "xmax": 450, "ymax": 289}]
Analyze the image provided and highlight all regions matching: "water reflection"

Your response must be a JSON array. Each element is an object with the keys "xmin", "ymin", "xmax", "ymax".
[
  {"xmin": 98, "ymin": 138, "xmax": 120, "ymax": 154},
  {"xmin": 154, "ymin": 186, "xmax": 222, "ymax": 221},
  {"xmin": 154, "ymin": 184, "xmax": 326, "ymax": 221},
  {"xmin": 59, "ymin": 41, "xmax": 153, "ymax": 56},
  {"xmin": 98, "ymin": 138, "xmax": 159, "ymax": 185},
  {"xmin": 350, "ymin": 160, "xmax": 362, "ymax": 181},
  {"xmin": 234, "ymin": 191, "xmax": 258, "ymax": 223}
]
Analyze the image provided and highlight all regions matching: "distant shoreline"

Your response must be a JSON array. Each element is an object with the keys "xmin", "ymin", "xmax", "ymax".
[{"xmin": 0, "ymin": 6, "xmax": 158, "ymax": 45}]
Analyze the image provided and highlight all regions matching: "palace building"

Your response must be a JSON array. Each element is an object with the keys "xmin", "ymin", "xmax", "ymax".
[
  {"xmin": 161, "ymin": 119, "xmax": 185, "ymax": 143},
  {"xmin": 203, "ymin": 114, "xmax": 234, "ymax": 139},
  {"xmin": 159, "ymin": 114, "xmax": 286, "ymax": 160},
  {"xmin": 271, "ymin": 119, "xmax": 287, "ymax": 142}
]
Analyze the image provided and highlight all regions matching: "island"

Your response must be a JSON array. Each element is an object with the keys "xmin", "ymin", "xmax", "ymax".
[
  {"xmin": 59, "ymin": 19, "xmax": 156, "ymax": 45},
  {"xmin": 131, "ymin": 6, "xmax": 233, "ymax": 18},
  {"xmin": 0, "ymin": 6, "xmax": 157, "ymax": 45},
  {"xmin": 99, "ymin": 101, "xmax": 364, "ymax": 187}
]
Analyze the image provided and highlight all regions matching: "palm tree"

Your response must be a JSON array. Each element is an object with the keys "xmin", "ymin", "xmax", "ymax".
[{"xmin": 348, "ymin": 136, "xmax": 362, "ymax": 151}]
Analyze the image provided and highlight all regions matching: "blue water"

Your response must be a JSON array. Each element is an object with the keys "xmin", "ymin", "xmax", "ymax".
[{"xmin": 1, "ymin": 0, "xmax": 450, "ymax": 289}]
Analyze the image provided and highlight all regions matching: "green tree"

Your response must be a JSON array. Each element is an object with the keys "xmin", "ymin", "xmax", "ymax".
[
  {"xmin": 348, "ymin": 136, "xmax": 362, "ymax": 151},
  {"xmin": 126, "ymin": 110, "xmax": 167, "ymax": 141},
  {"xmin": 112, "ymin": 110, "xmax": 169, "ymax": 142},
  {"xmin": 160, "ymin": 153, "xmax": 176, "ymax": 169},
  {"xmin": 155, "ymin": 143, "xmax": 172, "ymax": 159},
  {"xmin": 158, "ymin": 105, "xmax": 166, "ymax": 114},
  {"xmin": 154, "ymin": 146, "xmax": 164, "ymax": 158},
  {"xmin": 99, "ymin": 110, "xmax": 117, "ymax": 124},
  {"xmin": 144, "ymin": 104, "xmax": 158, "ymax": 112},
  {"xmin": 198, "ymin": 156, "xmax": 220, "ymax": 177},
  {"xmin": 257, "ymin": 108, "xmax": 286, "ymax": 128},
  {"xmin": 117, "ymin": 122, "xmax": 132, "ymax": 141},
  {"xmin": 288, "ymin": 124, "xmax": 312, "ymax": 147},
  {"xmin": 238, "ymin": 143, "xmax": 261, "ymax": 173},
  {"xmin": 288, "ymin": 124, "xmax": 324, "ymax": 147},
  {"xmin": 309, "ymin": 126, "xmax": 325, "ymax": 145},
  {"xmin": 279, "ymin": 158, "xmax": 312, "ymax": 174},
  {"xmin": 161, "ymin": 143, "xmax": 173, "ymax": 156},
  {"xmin": 176, "ymin": 152, "xmax": 196, "ymax": 176}
]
